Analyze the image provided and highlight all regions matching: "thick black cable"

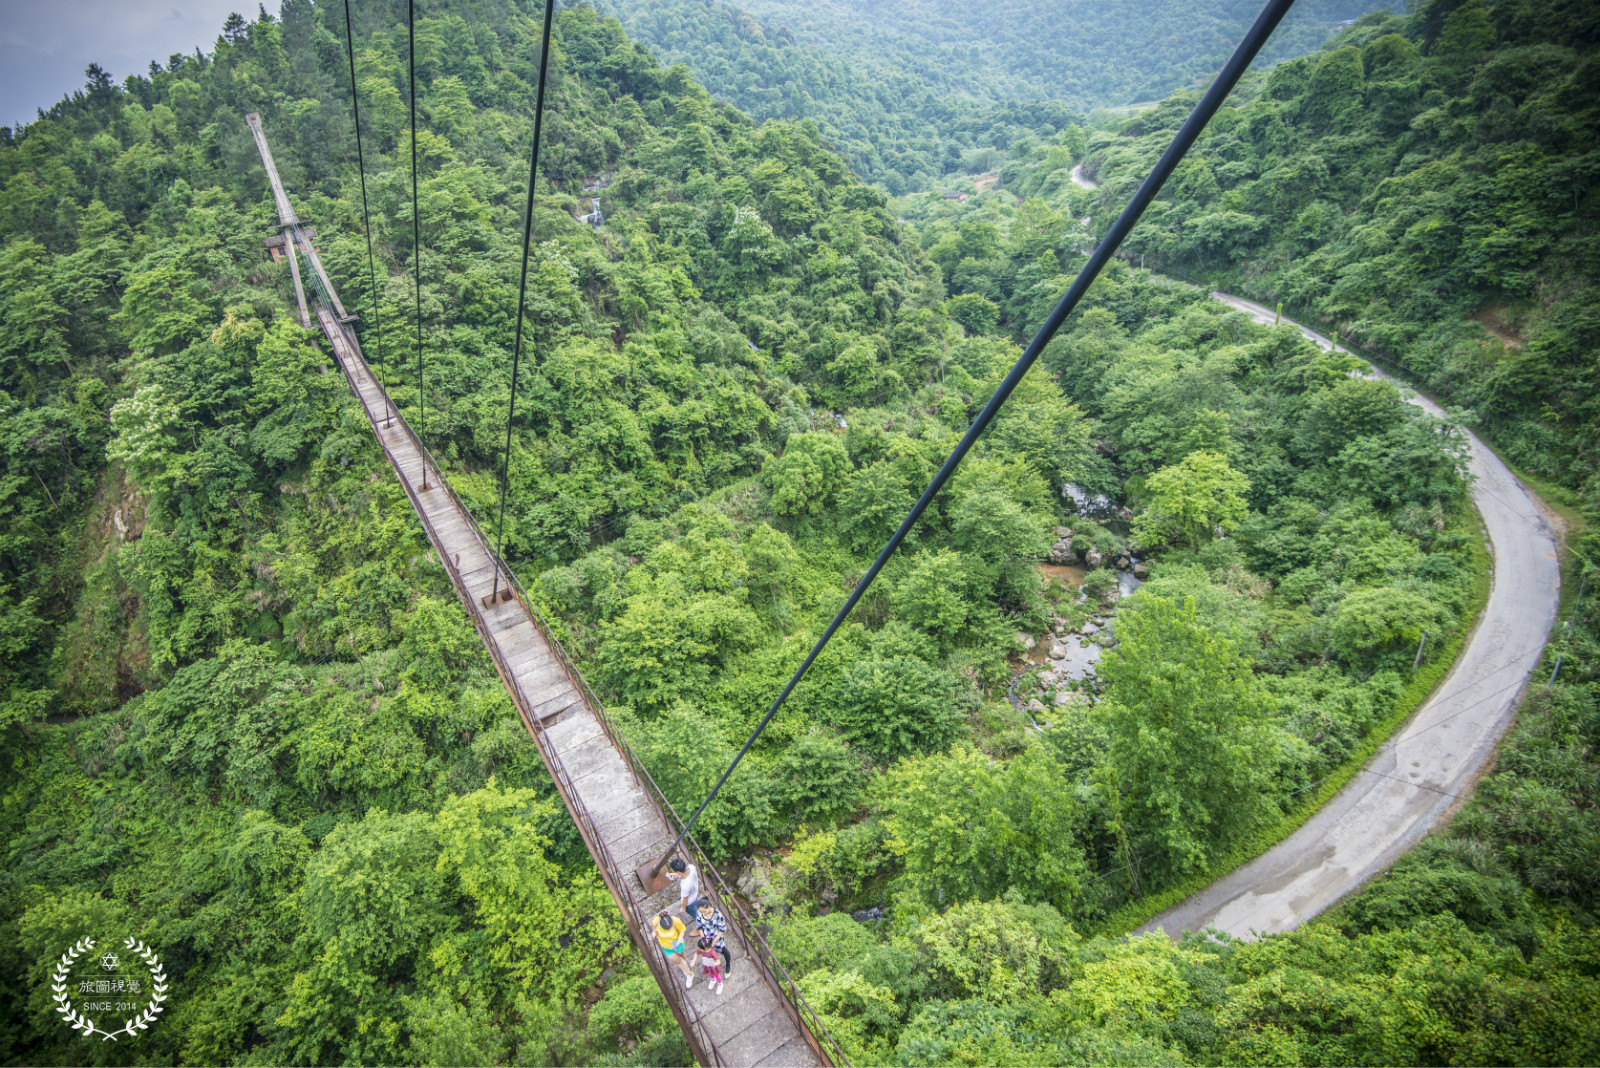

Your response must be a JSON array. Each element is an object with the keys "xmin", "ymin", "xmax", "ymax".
[
  {"xmin": 342, "ymin": 0, "xmax": 391, "ymax": 427},
  {"xmin": 655, "ymin": 0, "xmax": 1301, "ymax": 869},
  {"xmin": 408, "ymin": 0, "xmax": 428, "ymax": 488},
  {"xmin": 491, "ymin": 0, "xmax": 556, "ymax": 602}
]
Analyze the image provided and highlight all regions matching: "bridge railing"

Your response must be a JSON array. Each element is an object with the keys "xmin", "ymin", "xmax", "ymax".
[
  {"xmin": 489, "ymin": 506, "xmax": 855, "ymax": 1068},
  {"xmin": 539, "ymin": 625, "xmax": 855, "ymax": 1068},
  {"xmin": 320, "ymin": 313, "xmax": 847, "ymax": 1068}
]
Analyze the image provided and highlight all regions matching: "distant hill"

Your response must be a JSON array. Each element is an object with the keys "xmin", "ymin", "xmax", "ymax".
[
  {"xmin": 602, "ymin": 0, "xmax": 1393, "ymax": 191},
  {"xmin": 1082, "ymin": 1, "xmax": 1600, "ymax": 492}
]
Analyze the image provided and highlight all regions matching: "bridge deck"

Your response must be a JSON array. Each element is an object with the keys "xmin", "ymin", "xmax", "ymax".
[
  {"xmin": 247, "ymin": 107, "xmax": 833, "ymax": 1064},
  {"xmin": 314, "ymin": 309, "xmax": 825, "ymax": 1068},
  {"xmin": 245, "ymin": 113, "xmax": 300, "ymax": 228}
]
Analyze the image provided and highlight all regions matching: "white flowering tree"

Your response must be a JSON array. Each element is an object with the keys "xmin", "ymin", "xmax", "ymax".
[
  {"xmin": 719, "ymin": 206, "xmax": 783, "ymax": 286},
  {"xmin": 106, "ymin": 385, "xmax": 185, "ymax": 496}
]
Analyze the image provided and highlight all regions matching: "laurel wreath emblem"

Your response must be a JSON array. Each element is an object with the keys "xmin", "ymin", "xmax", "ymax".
[{"xmin": 51, "ymin": 936, "xmax": 168, "ymax": 1041}]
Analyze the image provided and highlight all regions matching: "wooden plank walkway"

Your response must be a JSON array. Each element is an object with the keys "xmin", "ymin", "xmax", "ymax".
[
  {"xmin": 245, "ymin": 113, "xmax": 310, "ymax": 327},
  {"xmin": 312, "ymin": 309, "xmax": 828, "ymax": 1067},
  {"xmin": 245, "ymin": 113, "xmax": 300, "ymax": 228},
  {"xmin": 247, "ymin": 109, "xmax": 837, "ymax": 1065}
]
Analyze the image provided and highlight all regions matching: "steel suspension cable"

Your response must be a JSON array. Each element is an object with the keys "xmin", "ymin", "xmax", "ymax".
[
  {"xmin": 408, "ymin": 0, "xmax": 429, "ymax": 489},
  {"xmin": 490, "ymin": 0, "xmax": 556, "ymax": 604},
  {"xmin": 652, "ymin": 0, "xmax": 1301, "ymax": 873},
  {"xmin": 342, "ymin": 0, "xmax": 391, "ymax": 428}
]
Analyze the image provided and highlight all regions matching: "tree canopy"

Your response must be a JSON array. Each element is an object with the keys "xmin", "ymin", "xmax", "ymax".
[{"xmin": 2, "ymin": 0, "xmax": 1596, "ymax": 1064}]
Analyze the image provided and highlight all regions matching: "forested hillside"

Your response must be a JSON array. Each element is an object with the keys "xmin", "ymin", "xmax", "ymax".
[
  {"xmin": 1, "ymin": 0, "xmax": 1597, "ymax": 1065},
  {"xmin": 603, "ymin": 0, "xmax": 1391, "ymax": 191},
  {"xmin": 1079, "ymin": 0, "xmax": 1599, "ymax": 494},
  {"xmin": 874, "ymin": 0, "xmax": 1600, "ymax": 1062},
  {"xmin": 1, "ymin": 4, "xmax": 725, "ymax": 1062}
]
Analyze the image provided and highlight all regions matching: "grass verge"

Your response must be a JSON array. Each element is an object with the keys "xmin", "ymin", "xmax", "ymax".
[{"xmin": 1090, "ymin": 515, "xmax": 1494, "ymax": 938}]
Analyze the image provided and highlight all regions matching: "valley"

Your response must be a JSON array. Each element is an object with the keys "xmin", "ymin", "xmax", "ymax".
[{"xmin": 1, "ymin": 1, "xmax": 1595, "ymax": 1065}]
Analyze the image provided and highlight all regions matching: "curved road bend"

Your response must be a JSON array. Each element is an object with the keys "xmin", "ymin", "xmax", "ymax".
[
  {"xmin": 1075, "ymin": 164, "xmax": 1558, "ymax": 936},
  {"xmin": 1134, "ymin": 293, "xmax": 1562, "ymax": 939}
]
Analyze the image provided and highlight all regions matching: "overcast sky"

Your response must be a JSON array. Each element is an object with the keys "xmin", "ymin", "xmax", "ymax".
[{"xmin": 1, "ymin": 1, "xmax": 278, "ymax": 129}]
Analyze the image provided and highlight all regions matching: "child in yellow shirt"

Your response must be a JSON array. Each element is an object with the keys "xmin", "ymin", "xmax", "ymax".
[{"xmin": 654, "ymin": 911, "xmax": 695, "ymax": 988}]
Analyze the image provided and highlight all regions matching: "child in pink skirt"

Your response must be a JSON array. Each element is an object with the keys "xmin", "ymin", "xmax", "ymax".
[{"xmin": 696, "ymin": 935, "xmax": 724, "ymax": 994}]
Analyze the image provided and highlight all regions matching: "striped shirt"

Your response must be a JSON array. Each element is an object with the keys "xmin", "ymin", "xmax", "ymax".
[{"xmin": 693, "ymin": 906, "xmax": 728, "ymax": 949}]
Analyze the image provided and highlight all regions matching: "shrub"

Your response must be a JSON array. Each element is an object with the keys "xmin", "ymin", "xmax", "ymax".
[{"xmin": 827, "ymin": 656, "xmax": 966, "ymax": 762}]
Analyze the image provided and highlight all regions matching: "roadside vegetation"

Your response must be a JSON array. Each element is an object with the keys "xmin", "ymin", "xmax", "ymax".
[
  {"xmin": 0, "ymin": 0, "xmax": 1594, "ymax": 1064},
  {"xmin": 871, "ymin": 0, "xmax": 1600, "ymax": 1061}
]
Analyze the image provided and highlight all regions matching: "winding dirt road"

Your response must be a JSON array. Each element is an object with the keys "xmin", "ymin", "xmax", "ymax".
[{"xmin": 1138, "ymin": 294, "xmax": 1562, "ymax": 938}]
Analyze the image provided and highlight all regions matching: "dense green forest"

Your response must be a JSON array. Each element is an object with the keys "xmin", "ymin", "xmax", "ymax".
[
  {"xmin": 601, "ymin": 0, "xmax": 1392, "ymax": 192},
  {"xmin": 1, "ymin": 0, "xmax": 1596, "ymax": 1065},
  {"xmin": 874, "ymin": 0, "xmax": 1600, "ymax": 1062},
  {"xmin": 1077, "ymin": 0, "xmax": 1600, "ymax": 492}
]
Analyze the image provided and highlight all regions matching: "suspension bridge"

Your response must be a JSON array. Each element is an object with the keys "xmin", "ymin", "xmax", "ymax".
[
  {"xmin": 246, "ymin": 113, "xmax": 835, "ymax": 1068},
  {"xmin": 239, "ymin": 0, "xmax": 1305, "ymax": 1059}
]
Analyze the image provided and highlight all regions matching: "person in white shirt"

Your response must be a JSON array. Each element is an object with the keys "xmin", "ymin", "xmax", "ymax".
[{"xmin": 667, "ymin": 856, "xmax": 699, "ymax": 920}]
